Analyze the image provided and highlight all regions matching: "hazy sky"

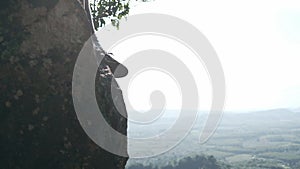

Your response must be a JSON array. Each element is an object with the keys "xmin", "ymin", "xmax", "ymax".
[{"xmin": 102, "ymin": 0, "xmax": 300, "ymax": 112}]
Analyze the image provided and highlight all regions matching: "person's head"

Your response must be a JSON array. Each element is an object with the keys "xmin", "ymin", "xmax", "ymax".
[{"xmin": 103, "ymin": 53, "xmax": 128, "ymax": 78}]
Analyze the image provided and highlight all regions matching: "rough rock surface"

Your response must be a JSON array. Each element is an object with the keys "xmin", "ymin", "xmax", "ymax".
[{"xmin": 0, "ymin": 0, "xmax": 128, "ymax": 168}]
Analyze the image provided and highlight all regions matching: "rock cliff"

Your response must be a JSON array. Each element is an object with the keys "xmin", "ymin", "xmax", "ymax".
[{"xmin": 0, "ymin": 0, "xmax": 128, "ymax": 168}]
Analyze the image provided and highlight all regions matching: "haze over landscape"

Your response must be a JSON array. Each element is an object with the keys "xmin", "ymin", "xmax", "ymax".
[{"xmin": 100, "ymin": 1, "xmax": 300, "ymax": 168}]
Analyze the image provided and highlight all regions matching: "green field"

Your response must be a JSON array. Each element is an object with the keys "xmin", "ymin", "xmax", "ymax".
[{"xmin": 126, "ymin": 109, "xmax": 300, "ymax": 169}]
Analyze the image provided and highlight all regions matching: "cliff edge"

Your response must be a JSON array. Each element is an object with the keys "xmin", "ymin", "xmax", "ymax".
[{"xmin": 0, "ymin": 0, "xmax": 128, "ymax": 168}]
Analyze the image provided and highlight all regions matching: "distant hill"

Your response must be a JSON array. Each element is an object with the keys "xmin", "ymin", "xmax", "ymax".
[
  {"xmin": 220, "ymin": 108, "xmax": 300, "ymax": 127},
  {"xmin": 292, "ymin": 107, "xmax": 300, "ymax": 113}
]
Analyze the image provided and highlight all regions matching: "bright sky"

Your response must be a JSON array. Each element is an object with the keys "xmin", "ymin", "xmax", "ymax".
[{"xmin": 103, "ymin": 0, "xmax": 300, "ymax": 112}]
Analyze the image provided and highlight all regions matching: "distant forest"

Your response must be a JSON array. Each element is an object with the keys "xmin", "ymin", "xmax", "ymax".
[
  {"xmin": 127, "ymin": 155, "xmax": 230, "ymax": 169},
  {"xmin": 127, "ymin": 154, "xmax": 290, "ymax": 169}
]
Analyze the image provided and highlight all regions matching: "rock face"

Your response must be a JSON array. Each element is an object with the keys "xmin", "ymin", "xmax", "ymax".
[{"xmin": 0, "ymin": 0, "xmax": 128, "ymax": 168}]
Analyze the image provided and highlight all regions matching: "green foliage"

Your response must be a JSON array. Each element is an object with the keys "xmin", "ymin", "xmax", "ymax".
[
  {"xmin": 90, "ymin": 0, "xmax": 130, "ymax": 29},
  {"xmin": 90, "ymin": 0, "xmax": 150, "ymax": 30}
]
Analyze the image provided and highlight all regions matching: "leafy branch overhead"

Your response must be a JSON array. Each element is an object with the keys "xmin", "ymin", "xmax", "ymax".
[{"xmin": 90, "ymin": 0, "xmax": 151, "ymax": 30}]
